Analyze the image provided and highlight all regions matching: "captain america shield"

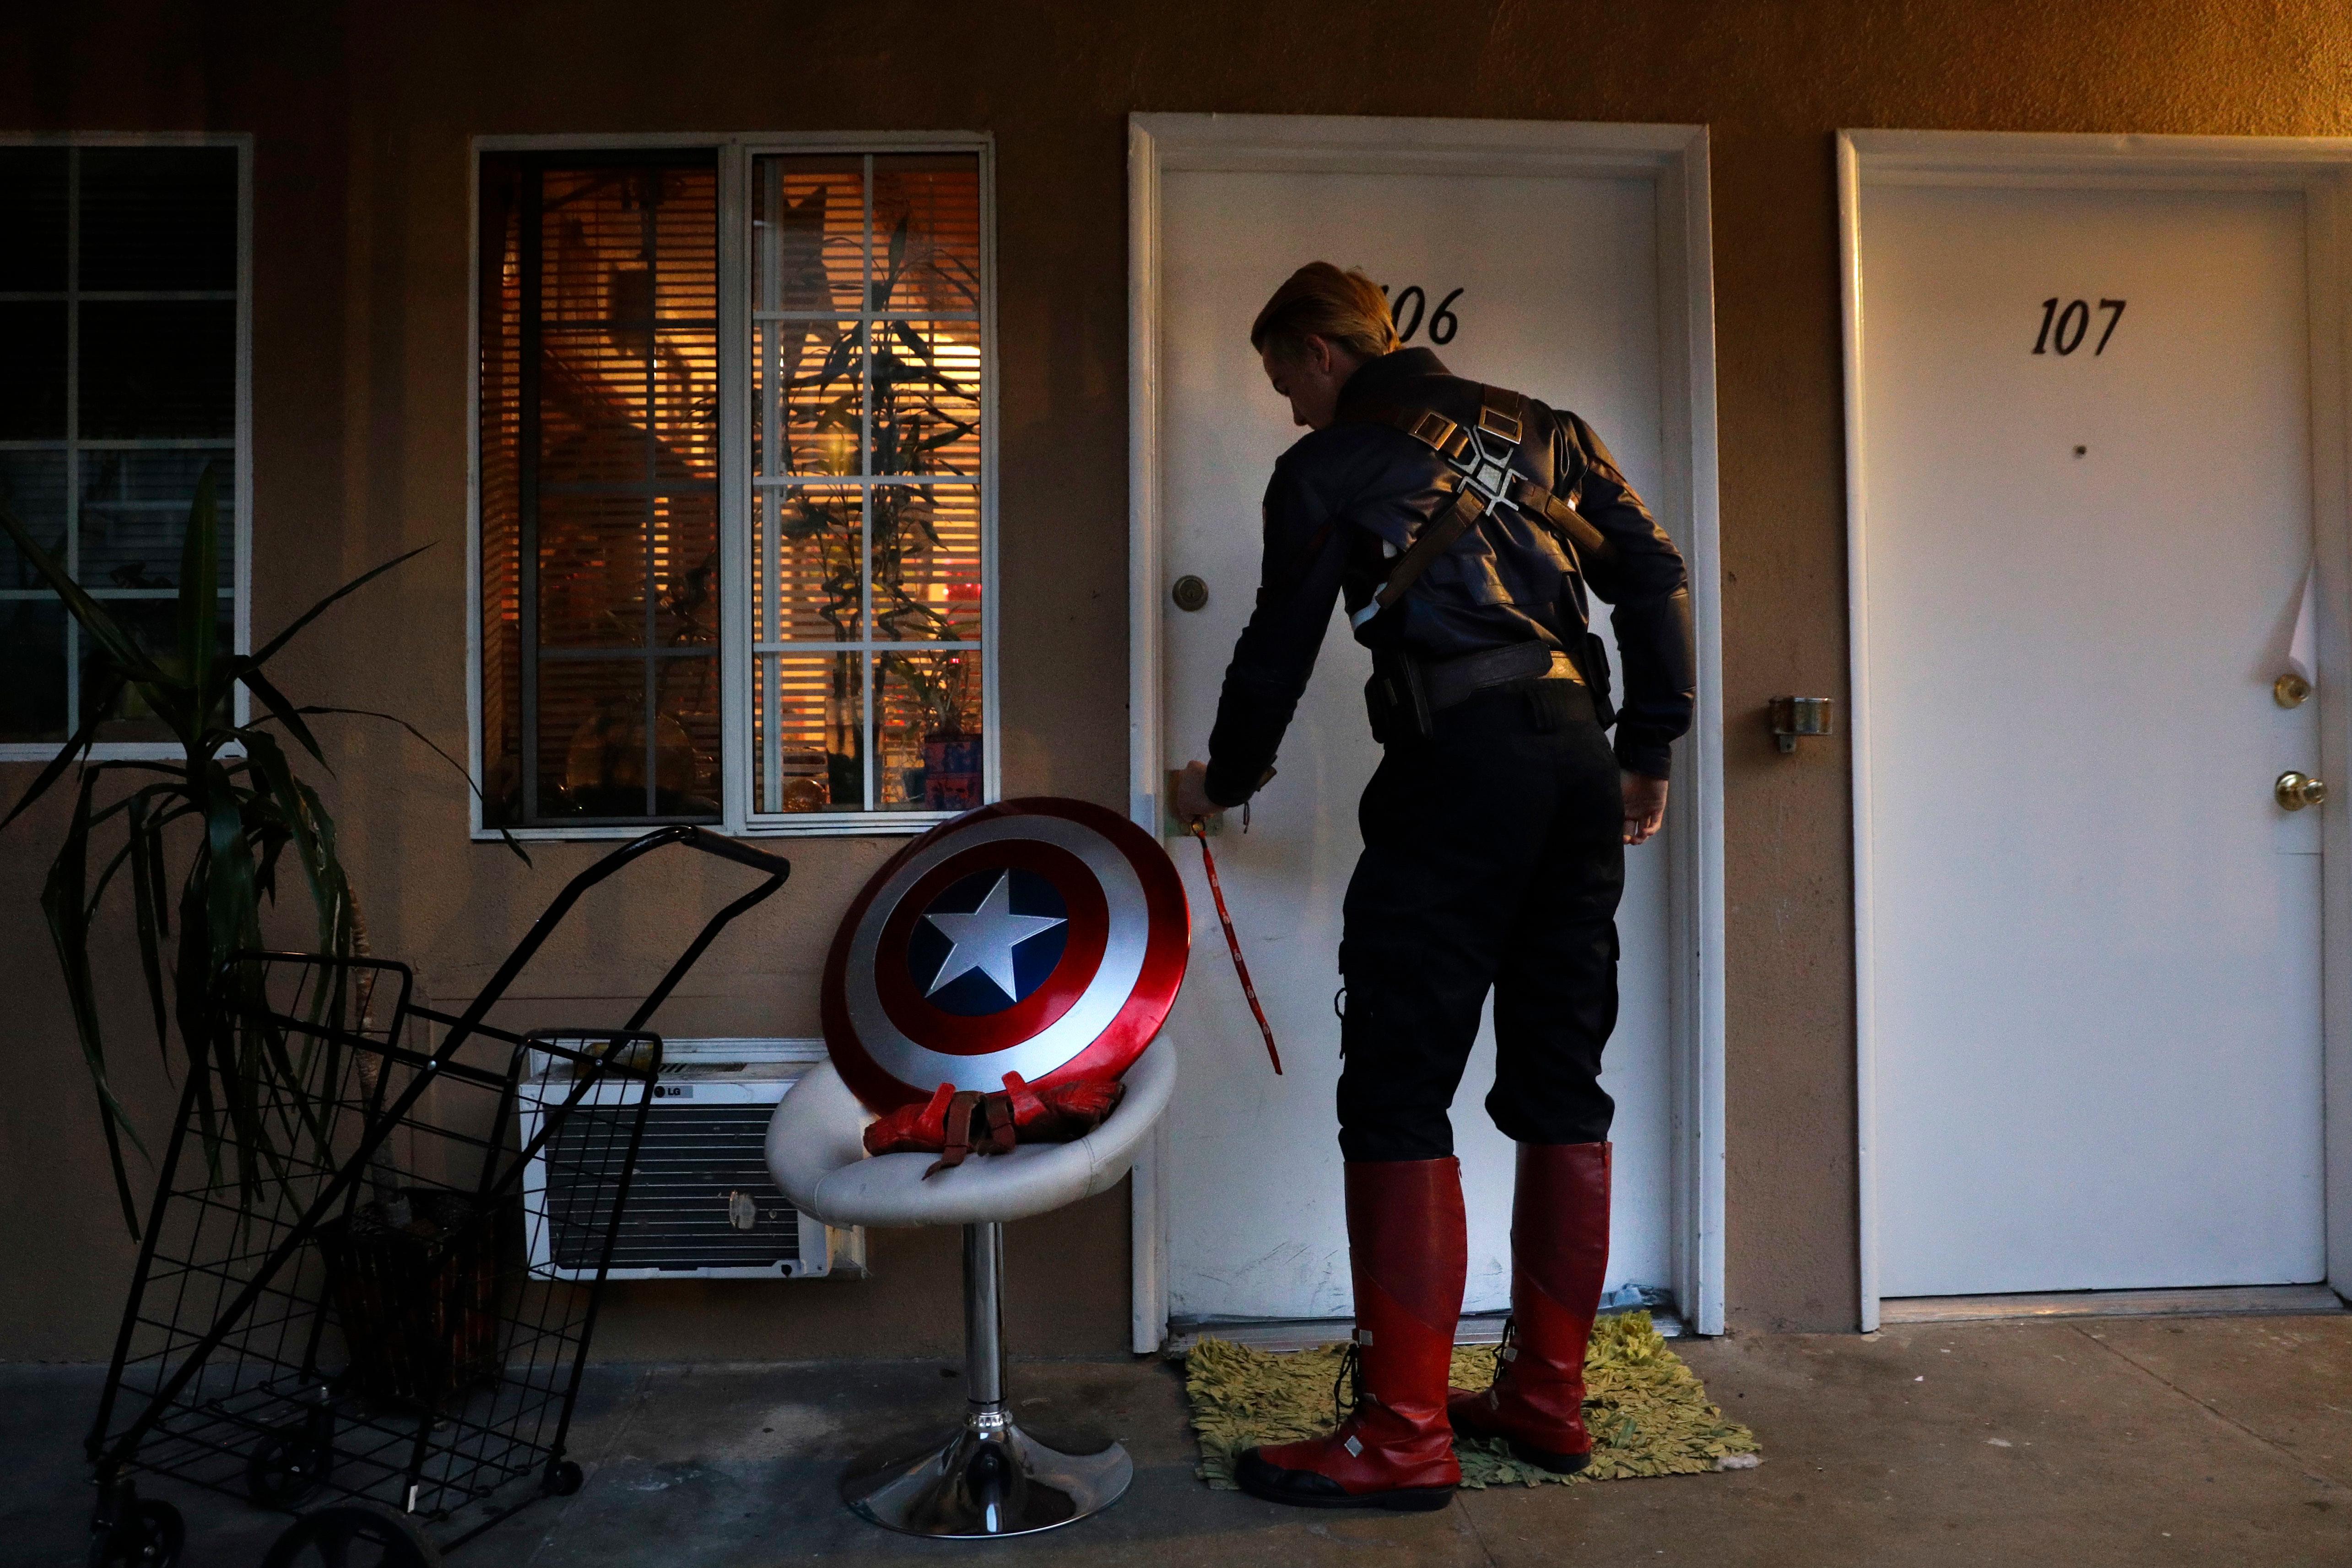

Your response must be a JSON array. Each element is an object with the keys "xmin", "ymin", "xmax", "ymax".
[{"xmin": 822, "ymin": 797, "xmax": 1190, "ymax": 1111}]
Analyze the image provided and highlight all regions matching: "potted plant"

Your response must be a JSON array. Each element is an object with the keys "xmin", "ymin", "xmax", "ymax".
[
  {"xmin": 774, "ymin": 207, "xmax": 983, "ymax": 810},
  {"xmin": 0, "ymin": 467, "xmax": 515, "ymax": 1230}
]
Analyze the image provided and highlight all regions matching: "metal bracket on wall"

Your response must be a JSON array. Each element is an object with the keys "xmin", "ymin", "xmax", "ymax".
[{"xmin": 1769, "ymin": 696, "xmax": 1836, "ymax": 754}]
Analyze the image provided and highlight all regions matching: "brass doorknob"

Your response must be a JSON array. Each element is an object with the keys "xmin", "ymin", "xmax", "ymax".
[{"xmin": 2277, "ymin": 771, "xmax": 2328, "ymax": 811}]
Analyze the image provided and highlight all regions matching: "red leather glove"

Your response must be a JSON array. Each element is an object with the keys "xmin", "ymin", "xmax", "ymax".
[
  {"xmin": 1001, "ymin": 1072, "xmax": 1125, "ymax": 1141},
  {"xmin": 860, "ymin": 1074, "xmax": 1125, "ymax": 1176},
  {"xmin": 864, "ymin": 1081, "xmax": 1018, "ymax": 1176},
  {"xmin": 864, "ymin": 1082, "xmax": 956, "ymax": 1157}
]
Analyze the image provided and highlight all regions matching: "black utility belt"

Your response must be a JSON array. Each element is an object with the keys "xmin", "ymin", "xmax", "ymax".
[
  {"xmin": 1422, "ymin": 641, "xmax": 1580, "ymax": 710},
  {"xmin": 1366, "ymin": 642, "xmax": 1591, "ymax": 746}
]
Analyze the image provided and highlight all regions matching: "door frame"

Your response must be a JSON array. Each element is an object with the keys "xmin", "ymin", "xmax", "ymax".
[
  {"xmin": 1840, "ymin": 129, "xmax": 2352, "ymax": 1331},
  {"xmin": 1125, "ymin": 112, "xmax": 1728, "ymax": 1351}
]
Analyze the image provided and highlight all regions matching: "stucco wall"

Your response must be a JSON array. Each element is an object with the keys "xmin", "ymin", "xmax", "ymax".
[{"xmin": 5, "ymin": 0, "xmax": 2349, "ymax": 1360}]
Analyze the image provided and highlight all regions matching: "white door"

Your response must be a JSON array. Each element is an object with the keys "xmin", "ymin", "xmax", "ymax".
[
  {"xmin": 1856, "ymin": 178, "xmax": 2327, "ymax": 1297},
  {"xmin": 1153, "ymin": 165, "xmax": 1679, "ymax": 1322}
]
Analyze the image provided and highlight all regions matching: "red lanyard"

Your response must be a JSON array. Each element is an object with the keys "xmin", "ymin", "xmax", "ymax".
[{"xmin": 1190, "ymin": 821, "xmax": 1283, "ymax": 1075}]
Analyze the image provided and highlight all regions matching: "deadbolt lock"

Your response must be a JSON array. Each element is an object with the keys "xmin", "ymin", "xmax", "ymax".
[
  {"xmin": 2277, "ymin": 771, "xmax": 2328, "ymax": 811},
  {"xmin": 1171, "ymin": 575, "xmax": 1210, "ymax": 613}
]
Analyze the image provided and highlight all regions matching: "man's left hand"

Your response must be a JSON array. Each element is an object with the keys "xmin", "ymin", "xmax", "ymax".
[{"xmin": 1623, "ymin": 773, "xmax": 1668, "ymax": 845}]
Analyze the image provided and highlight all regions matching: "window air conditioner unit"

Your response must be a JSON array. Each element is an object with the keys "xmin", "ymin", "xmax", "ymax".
[{"xmin": 520, "ymin": 1038, "xmax": 866, "ymax": 1281}]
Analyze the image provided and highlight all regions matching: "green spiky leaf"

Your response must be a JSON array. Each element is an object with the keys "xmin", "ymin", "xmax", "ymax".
[{"xmin": 0, "ymin": 474, "xmax": 458, "ymax": 1233}]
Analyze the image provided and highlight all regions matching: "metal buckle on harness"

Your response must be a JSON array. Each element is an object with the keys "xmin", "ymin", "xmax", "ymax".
[
  {"xmin": 1406, "ymin": 409, "xmax": 1456, "ymax": 449},
  {"xmin": 1477, "ymin": 400, "xmax": 1523, "ymax": 444}
]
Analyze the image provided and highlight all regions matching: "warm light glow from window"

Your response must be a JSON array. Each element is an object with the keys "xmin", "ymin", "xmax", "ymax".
[{"xmin": 750, "ymin": 151, "xmax": 987, "ymax": 816}]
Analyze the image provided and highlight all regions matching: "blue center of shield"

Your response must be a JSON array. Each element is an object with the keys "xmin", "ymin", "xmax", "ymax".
[{"xmin": 906, "ymin": 867, "xmax": 1070, "ymax": 1016}]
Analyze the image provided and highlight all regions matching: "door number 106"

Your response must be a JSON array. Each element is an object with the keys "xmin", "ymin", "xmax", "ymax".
[
  {"xmin": 2033, "ymin": 297, "xmax": 2126, "ymax": 356},
  {"xmin": 1379, "ymin": 285, "xmax": 1463, "ymax": 345}
]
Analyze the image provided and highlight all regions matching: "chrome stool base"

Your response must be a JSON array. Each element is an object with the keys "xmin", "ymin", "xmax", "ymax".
[
  {"xmin": 840, "ymin": 1221, "xmax": 1132, "ymax": 1538},
  {"xmin": 843, "ymin": 1408, "xmax": 1133, "ymax": 1538}
]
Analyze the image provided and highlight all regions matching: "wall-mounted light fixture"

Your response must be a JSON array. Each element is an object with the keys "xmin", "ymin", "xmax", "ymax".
[{"xmin": 1769, "ymin": 696, "xmax": 1835, "ymax": 754}]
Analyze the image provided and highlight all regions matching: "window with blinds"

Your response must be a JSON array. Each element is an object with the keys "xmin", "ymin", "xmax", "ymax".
[
  {"xmin": 478, "ymin": 153, "xmax": 723, "ymax": 825},
  {"xmin": 476, "ymin": 141, "xmax": 992, "ymax": 834},
  {"xmin": 750, "ymin": 153, "xmax": 985, "ymax": 819},
  {"xmin": 0, "ymin": 141, "xmax": 245, "ymax": 754}
]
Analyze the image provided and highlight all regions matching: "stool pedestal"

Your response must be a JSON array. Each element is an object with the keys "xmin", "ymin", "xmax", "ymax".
[{"xmin": 840, "ymin": 1222, "xmax": 1133, "ymax": 1537}]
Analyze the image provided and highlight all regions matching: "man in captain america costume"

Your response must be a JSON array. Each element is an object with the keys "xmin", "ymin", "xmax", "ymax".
[{"xmin": 1172, "ymin": 263, "xmax": 1696, "ymax": 1510}]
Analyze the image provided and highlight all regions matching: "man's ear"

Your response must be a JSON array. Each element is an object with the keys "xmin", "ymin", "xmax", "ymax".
[{"xmin": 1299, "ymin": 334, "xmax": 1333, "ymax": 376}]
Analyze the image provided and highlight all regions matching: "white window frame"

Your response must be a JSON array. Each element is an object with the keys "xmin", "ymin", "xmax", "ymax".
[
  {"xmin": 467, "ymin": 133, "xmax": 1000, "ymax": 841},
  {"xmin": 0, "ymin": 131, "xmax": 254, "ymax": 764}
]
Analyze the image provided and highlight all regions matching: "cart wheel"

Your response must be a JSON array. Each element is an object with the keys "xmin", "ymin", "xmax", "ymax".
[
  {"xmin": 543, "ymin": 1458, "xmax": 585, "ymax": 1497},
  {"xmin": 246, "ymin": 1425, "xmax": 335, "ymax": 1507},
  {"xmin": 86, "ymin": 1499, "xmax": 183, "ymax": 1568},
  {"xmin": 262, "ymin": 1504, "xmax": 443, "ymax": 1568}
]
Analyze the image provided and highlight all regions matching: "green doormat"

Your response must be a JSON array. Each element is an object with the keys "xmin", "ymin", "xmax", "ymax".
[{"xmin": 1186, "ymin": 1312, "xmax": 1761, "ymax": 1489}]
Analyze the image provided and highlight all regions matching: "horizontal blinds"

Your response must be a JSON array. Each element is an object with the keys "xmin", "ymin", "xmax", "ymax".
[{"xmin": 478, "ymin": 153, "xmax": 723, "ymax": 827}]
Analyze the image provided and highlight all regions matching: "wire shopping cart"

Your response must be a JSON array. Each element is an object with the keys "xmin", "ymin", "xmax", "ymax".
[{"xmin": 82, "ymin": 827, "xmax": 790, "ymax": 1567}]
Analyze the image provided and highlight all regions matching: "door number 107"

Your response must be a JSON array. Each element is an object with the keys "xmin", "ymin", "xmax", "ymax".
[{"xmin": 2034, "ymin": 297, "xmax": 2126, "ymax": 356}]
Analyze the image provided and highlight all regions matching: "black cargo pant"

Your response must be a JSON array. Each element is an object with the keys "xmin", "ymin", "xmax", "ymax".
[{"xmin": 1336, "ymin": 678, "xmax": 1625, "ymax": 1162}]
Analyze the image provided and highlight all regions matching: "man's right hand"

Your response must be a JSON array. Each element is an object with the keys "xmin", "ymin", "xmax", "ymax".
[
  {"xmin": 1623, "ymin": 772, "xmax": 1668, "ymax": 845},
  {"xmin": 1173, "ymin": 760, "xmax": 1222, "ymax": 822}
]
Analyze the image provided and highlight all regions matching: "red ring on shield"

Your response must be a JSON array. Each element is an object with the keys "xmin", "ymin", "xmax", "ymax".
[{"xmin": 822, "ymin": 796, "xmax": 1191, "ymax": 1112}]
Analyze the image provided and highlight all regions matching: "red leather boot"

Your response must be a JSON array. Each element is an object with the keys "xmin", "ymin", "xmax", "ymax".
[
  {"xmin": 1235, "ymin": 1158, "xmax": 1466, "ymax": 1510},
  {"xmin": 1448, "ymin": 1141, "xmax": 1610, "ymax": 1472}
]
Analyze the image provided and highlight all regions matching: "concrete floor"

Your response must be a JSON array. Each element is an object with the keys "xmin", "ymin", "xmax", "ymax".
[{"xmin": 5, "ymin": 1313, "xmax": 2349, "ymax": 1566}]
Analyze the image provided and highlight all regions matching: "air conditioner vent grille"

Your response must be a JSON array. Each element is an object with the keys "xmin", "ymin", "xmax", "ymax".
[{"xmin": 546, "ymin": 1105, "xmax": 800, "ymax": 1272}]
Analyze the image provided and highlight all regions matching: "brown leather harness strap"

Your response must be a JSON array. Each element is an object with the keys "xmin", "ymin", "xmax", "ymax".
[
  {"xmin": 1365, "ymin": 484, "xmax": 1489, "ymax": 619},
  {"xmin": 1508, "ymin": 474, "xmax": 1613, "ymax": 565},
  {"xmin": 923, "ymin": 1091, "xmax": 1017, "ymax": 1177},
  {"xmin": 925, "ymin": 1091, "xmax": 986, "ymax": 1177}
]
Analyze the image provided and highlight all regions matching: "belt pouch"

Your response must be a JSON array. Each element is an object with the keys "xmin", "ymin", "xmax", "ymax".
[
  {"xmin": 1365, "ymin": 645, "xmax": 1433, "ymax": 746},
  {"xmin": 1580, "ymin": 630, "xmax": 1617, "ymax": 729}
]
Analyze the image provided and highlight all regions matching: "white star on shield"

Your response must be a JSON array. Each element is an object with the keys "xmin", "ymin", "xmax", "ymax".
[{"xmin": 921, "ymin": 871, "xmax": 1067, "ymax": 1000}]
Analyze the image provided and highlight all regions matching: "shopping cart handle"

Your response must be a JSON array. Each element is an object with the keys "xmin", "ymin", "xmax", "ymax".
[
  {"xmin": 670, "ymin": 824, "xmax": 793, "ymax": 878},
  {"xmin": 619, "ymin": 828, "xmax": 792, "ymax": 1030},
  {"xmin": 438, "ymin": 825, "xmax": 793, "ymax": 1052}
]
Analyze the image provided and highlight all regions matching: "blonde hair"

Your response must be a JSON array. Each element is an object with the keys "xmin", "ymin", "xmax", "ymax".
[{"xmin": 1249, "ymin": 262, "xmax": 1401, "ymax": 363}]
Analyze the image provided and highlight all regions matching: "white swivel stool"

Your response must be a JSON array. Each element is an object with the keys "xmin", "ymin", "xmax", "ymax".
[{"xmin": 765, "ymin": 1042, "xmax": 1175, "ymax": 1538}]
